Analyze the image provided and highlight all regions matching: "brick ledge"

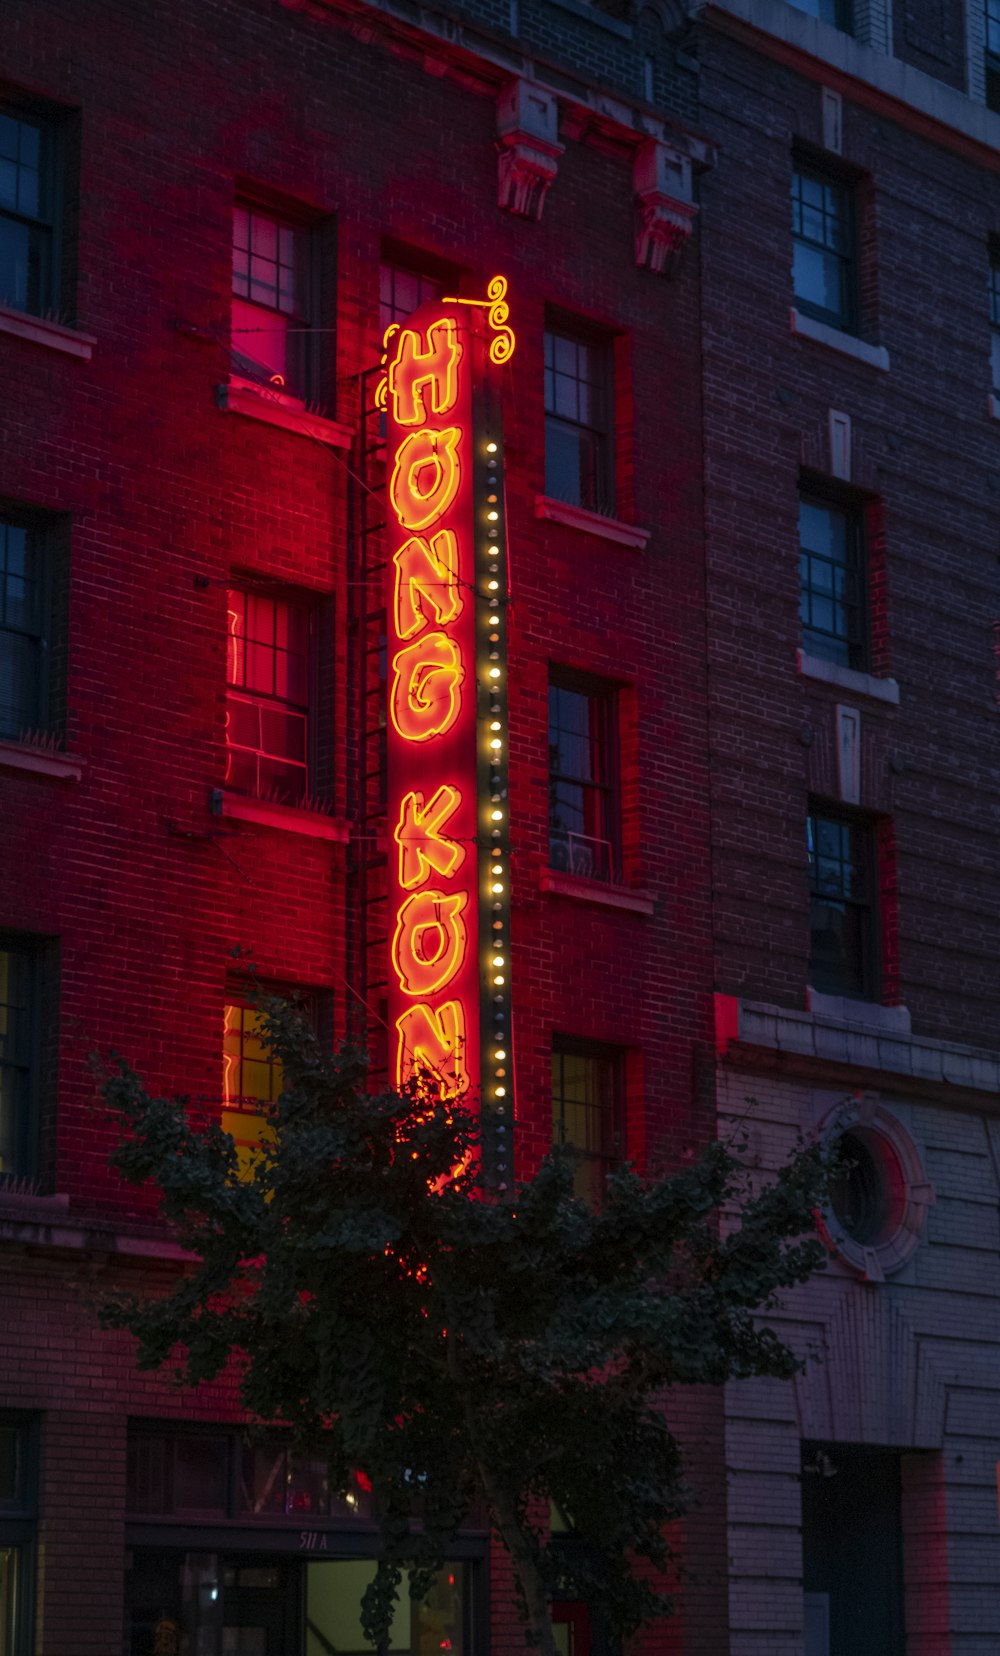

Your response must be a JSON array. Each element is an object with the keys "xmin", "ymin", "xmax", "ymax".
[
  {"xmin": 539, "ymin": 868, "xmax": 655, "ymax": 913},
  {"xmin": 534, "ymin": 495, "xmax": 650, "ymax": 550},
  {"xmin": 0, "ymin": 739, "xmax": 84, "ymax": 781},
  {"xmin": 211, "ymin": 789, "xmax": 351, "ymax": 842},
  {"xmin": 216, "ymin": 380, "xmax": 353, "ymax": 448}
]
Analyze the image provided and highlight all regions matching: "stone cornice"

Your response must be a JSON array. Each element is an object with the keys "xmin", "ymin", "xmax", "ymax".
[{"xmin": 277, "ymin": 0, "xmax": 715, "ymax": 163}]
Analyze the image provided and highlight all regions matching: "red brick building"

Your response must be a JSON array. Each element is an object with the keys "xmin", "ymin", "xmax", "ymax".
[
  {"xmin": 6, "ymin": 0, "xmax": 1000, "ymax": 1652},
  {"xmin": 0, "ymin": 1, "xmax": 719, "ymax": 1652}
]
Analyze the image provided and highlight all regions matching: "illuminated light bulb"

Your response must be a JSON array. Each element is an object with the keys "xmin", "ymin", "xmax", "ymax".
[
  {"xmin": 486, "ymin": 441, "xmax": 498, "ymax": 453},
  {"xmin": 487, "ymin": 511, "xmax": 499, "ymax": 522},
  {"xmin": 491, "ymin": 882, "xmax": 504, "ymax": 894},
  {"xmin": 489, "ymin": 667, "xmax": 501, "ymax": 678},
  {"xmin": 490, "ymin": 720, "xmax": 501, "ymax": 731},
  {"xmin": 488, "ymin": 615, "xmax": 500, "ymax": 626},
  {"xmin": 496, "ymin": 1086, "xmax": 506, "ymax": 1097},
  {"xmin": 488, "ymin": 580, "xmax": 499, "ymax": 591},
  {"xmin": 492, "ymin": 863, "xmax": 503, "ymax": 874},
  {"xmin": 495, "ymin": 1048, "xmax": 506, "ymax": 1061},
  {"xmin": 490, "ymin": 738, "xmax": 502, "ymax": 750},
  {"xmin": 493, "ymin": 974, "xmax": 505, "ymax": 985},
  {"xmin": 492, "ymin": 955, "xmax": 505, "ymax": 967},
  {"xmin": 491, "ymin": 809, "xmax": 503, "ymax": 822},
  {"xmin": 487, "ymin": 494, "xmax": 498, "ymax": 504},
  {"xmin": 489, "ymin": 632, "xmax": 499, "ymax": 643}
]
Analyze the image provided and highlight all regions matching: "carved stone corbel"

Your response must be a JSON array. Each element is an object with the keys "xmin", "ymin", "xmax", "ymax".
[
  {"xmin": 496, "ymin": 78, "xmax": 564, "ymax": 222},
  {"xmin": 633, "ymin": 137, "xmax": 698, "ymax": 275}
]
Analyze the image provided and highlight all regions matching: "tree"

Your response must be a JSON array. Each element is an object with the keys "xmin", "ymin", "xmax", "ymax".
[{"xmin": 99, "ymin": 993, "xmax": 829, "ymax": 1656}]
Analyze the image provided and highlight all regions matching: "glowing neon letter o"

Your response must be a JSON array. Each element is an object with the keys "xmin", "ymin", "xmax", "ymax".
[
  {"xmin": 389, "ymin": 428, "xmax": 462, "ymax": 533},
  {"xmin": 391, "ymin": 889, "xmax": 468, "ymax": 998}
]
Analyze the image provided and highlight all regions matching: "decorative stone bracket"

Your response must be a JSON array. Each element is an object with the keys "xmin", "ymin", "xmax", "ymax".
[
  {"xmin": 633, "ymin": 137, "xmax": 698, "ymax": 275},
  {"xmin": 496, "ymin": 78, "xmax": 564, "ymax": 221}
]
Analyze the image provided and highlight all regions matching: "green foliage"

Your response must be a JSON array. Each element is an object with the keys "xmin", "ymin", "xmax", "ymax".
[{"xmin": 99, "ymin": 996, "xmax": 829, "ymax": 1656}]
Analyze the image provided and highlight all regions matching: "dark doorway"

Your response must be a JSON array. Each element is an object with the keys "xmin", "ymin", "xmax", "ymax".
[{"xmin": 801, "ymin": 1442, "xmax": 904, "ymax": 1656}]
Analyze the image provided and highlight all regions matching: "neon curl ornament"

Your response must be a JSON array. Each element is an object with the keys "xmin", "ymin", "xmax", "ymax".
[
  {"xmin": 389, "ymin": 427, "xmax": 463, "ymax": 533},
  {"xmin": 390, "ymin": 633, "xmax": 464, "ymax": 743},
  {"xmin": 487, "ymin": 276, "xmax": 515, "ymax": 366},
  {"xmin": 394, "ymin": 785, "xmax": 466, "ymax": 890},
  {"xmin": 391, "ymin": 889, "xmax": 469, "ymax": 997}
]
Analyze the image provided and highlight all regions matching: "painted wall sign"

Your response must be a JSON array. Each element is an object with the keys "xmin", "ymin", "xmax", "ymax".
[{"xmin": 383, "ymin": 279, "xmax": 514, "ymax": 1180}]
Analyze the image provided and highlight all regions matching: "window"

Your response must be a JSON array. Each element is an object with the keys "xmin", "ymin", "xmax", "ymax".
[
  {"xmin": 232, "ymin": 203, "xmax": 313, "ymax": 401},
  {"xmin": 379, "ymin": 261, "xmax": 443, "ymax": 335},
  {"xmin": 990, "ymin": 252, "xmax": 1000, "ymax": 392},
  {"xmin": 544, "ymin": 322, "xmax": 613, "ymax": 514},
  {"xmin": 0, "ymin": 1416, "xmax": 36, "ymax": 1656},
  {"xmin": 792, "ymin": 164, "xmax": 856, "ymax": 332},
  {"xmin": 799, "ymin": 495, "xmax": 866, "ymax": 669},
  {"xmin": 0, "ymin": 106, "xmax": 60, "ymax": 318},
  {"xmin": 987, "ymin": 0, "xmax": 1000, "ymax": 111},
  {"xmin": 548, "ymin": 671, "xmax": 619, "ymax": 882},
  {"xmin": 784, "ymin": 0, "xmax": 851, "ymax": 27},
  {"xmin": 807, "ymin": 808, "xmax": 878, "ymax": 1000},
  {"xmin": 0, "ymin": 516, "xmax": 49, "ymax": 742},
  {"xmin": 552, "ymin": 1040, "xmax": 622, "ymax": 1205},
  {"xmin": 222, "ymin": 1000, "xmax": 282, "ymax": 1176},
  {"xmin": 0, "ymin": 942, "xmax": 40, "ymax": 1182},
  {"xmin": 225, "ymin": 587, "xmax": 311, "ymax": 805},
  {"xmin": 126, "ymin": 1425, "xmax": 371, "ymax": 1524}
]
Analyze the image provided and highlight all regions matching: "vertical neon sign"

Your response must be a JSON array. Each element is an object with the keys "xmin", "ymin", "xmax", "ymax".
[{"xmin": 384, "ymin": 279, "xmax": 514, "ymax": 1176}]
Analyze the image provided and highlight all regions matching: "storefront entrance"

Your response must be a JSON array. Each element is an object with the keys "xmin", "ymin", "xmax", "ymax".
[{"xmin": 125, "ymin": 1550, "xmax": 469, "ymax": 1656}]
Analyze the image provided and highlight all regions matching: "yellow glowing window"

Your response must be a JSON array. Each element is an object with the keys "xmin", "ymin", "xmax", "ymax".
[{"xmin": 222, "ymin": 1003, "xmax": 280, "ymax": 1177}]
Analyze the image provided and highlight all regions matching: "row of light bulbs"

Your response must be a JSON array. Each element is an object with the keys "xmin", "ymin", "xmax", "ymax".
[{"xmin": 481, "ymin": 438, "xmax": 510, "ymax": 1140}]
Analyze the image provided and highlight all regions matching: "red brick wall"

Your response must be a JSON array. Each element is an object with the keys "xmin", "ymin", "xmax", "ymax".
[{"xmin": 0, "ymin": 0, "xmax": 725, "ymax": 1652}]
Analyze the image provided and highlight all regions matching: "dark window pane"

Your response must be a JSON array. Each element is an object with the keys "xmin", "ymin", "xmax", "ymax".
[
  {"xmin": 0, "ymin": 1428, "xmax": 19, "ymax": 1507},
  {"xmin": 173, "ymin": 1436, "xmax": 228, "ymax": 1515},
  {"xmin": 548, "ymin": 678, "xmax": 616, "ymax": 881},
  {"xmin": 799, "ymin": 498, "xmax": 864, "ymax": 669},
  {"xmin": 792, "ymin": 168, "xmax": 854, "ymax": 330},
  {"xmin": 224, "ymin": 591, "xmax": 310, "ymax": 800},
  {"xmin": 126, "ymin": 1436, "xmax": 168, "ymax": 1515},
  {"xmin": 808, "ymin": 811, "xmax": 876, "ymax": 998},
  {"xmin": 543, "ymin": 326, "xmax": 612, "ymax": 514}
]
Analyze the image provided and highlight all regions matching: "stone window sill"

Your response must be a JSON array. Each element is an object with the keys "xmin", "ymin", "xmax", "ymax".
[
  {"xmin": 806, "ymin": 988, "xmax": 911, "ymax": 1034},
  {"xmin": 0, "ymin": 739, "xmax": 84, "ymax": 781},
  {"xmin": 215, "ymin": 379, "xmax": 352, "ymax": 448},
  {"xmin": 210, "ymin": 789, "xmax": 350, "ymax": 842},
  {"xmin": 797, "ymin": 649, "xmax": 900, "ymax": 706},
  {"xmin": 790, "ymin": 308, "xmax": 890, "ymax": 372},
  {"xmin": 539, "ymin": 867, "xmax": 655, "ymax": 914},
  {"xmin": 0, "ymin": 301, "xmax": 95, "ymax": 360},
  {"xmin": 534, "ymin": 496, "xmax": 650, "ymax": 550}
]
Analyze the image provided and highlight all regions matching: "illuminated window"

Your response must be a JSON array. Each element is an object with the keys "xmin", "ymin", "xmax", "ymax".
[
  {"xmin": 544, "ymin": 321, "xmax": 613, "ymax": 514},
  {"xmin": 799, "ymin": 494, "xmax": 866, "ymax": 670},
  {"xmin": 225, "ymin": 587, "xmax": 311, "ymax": 805},
  {"xmin": 0, "ymin": 1416, "xmax": 36, "ymax": 1656},
  {"xmin": 222, "ymin": 1000, "xmax": 282, "ymax": 1176},
  {"xmin": 379, "ymin": 261, "xmax": 443, "ymax": 334},
  {"xmin": 0, "ymin": 517, "xmax": 49, "ymax": 742},
  {"xmin": 807, "ymin": 807, "xmax": 879, "ymax": 1001},
  {"xmin": 0, "ymin": 941, "xmax": 40, "ymax": 1183},
  {"xmin": 232, "ymin": 202, "xmax": 313, "ymax": 400},
  {"xmin": 792, "ymin": 164, "xmax": 856, "ymax": 332},
  {"xmin": 0, "ymin": 105, "xmax": 62, "ymax": 318},
  {"xmin": 552, "ymin": 1039, "xmax": 622, "ymax": 1205},
  {"xmin": 548, "ymin": 671, "xmax": 619, "ymax": 883}
]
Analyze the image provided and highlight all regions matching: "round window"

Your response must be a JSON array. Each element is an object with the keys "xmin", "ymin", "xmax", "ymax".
[
  {"xmin": 817, "ymin": 1100, "xmax": 934, "ymax": 1281},
  {"xmin": 829, "ymin": 1128, "xmax": 905, "ymax": 1247}
]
